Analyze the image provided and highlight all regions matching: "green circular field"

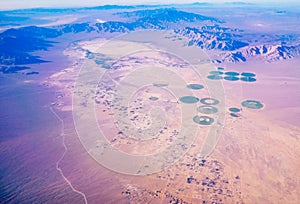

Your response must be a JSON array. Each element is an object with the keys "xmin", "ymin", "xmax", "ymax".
[
  {"xmin": 225, "ymin": 71, "xmax": 239, "ymax": 76},
  {"xmin": 153, "ymin": 83, "xmax": 168, "ymax": 87},
  {"xmin": 187, "ymin": 84, "xmax": 204, "ymax": 90},
  {"xmin": 230, "ymin": 113, "xmax": 239, "ymax": 117},
  {"xmin": 207, "ymin": 75, "xmax": 223, "ymax": 80},
  {"xmin": 240, "ymin": 77, "xmax": 256, "ymax": 82},
  {"xmin": 179, "ymin": 96, "xmax": 199, "ymax": 104},
  {"xmin": 224, "ymin": 76, "xmax": 239, "ymax": 81},
  {"xmin": 229, "ymin": 107, "xmax": 241, "ymax": 112},
  {"xmin": 209, "ymin": 71, "xmax": 223, "ymax": 75},
  {"xmin": 200, "ymin": 97, "xmax": 219, "ymax": 105},
  {"xmin": 197, "ymin": 105, "xmax": 218, "ymax": 114},
  {"xmin": 241, "ymin": 100, "xmax": 264, "ymax": 109},
  {"xmin": 241, "ymin": 72, "xmax": 256, "ymax": 77},
  {"xmin": 149, "ymin": 96, "xmax": 159, "ymax": 101},
  {"xmin": 193, "ymin": 115, "xmax": 214, "ymax": 125}
]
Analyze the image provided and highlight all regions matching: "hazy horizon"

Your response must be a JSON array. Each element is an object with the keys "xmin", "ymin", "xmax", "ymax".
[
  {"xmin": 1, "ymin": 1, "xmax": 299, "ymax": 203},
  {"xmin": 1, "ymin": 0, "xmax": 300, "ymax": 11}
]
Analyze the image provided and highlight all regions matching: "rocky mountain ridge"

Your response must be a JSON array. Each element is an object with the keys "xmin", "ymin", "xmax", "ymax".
[{"xmin": 1, "ymin": 7, "xmax": 300, "ymax": 71}]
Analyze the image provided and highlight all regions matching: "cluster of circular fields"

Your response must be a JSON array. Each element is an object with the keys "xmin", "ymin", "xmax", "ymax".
[
  {"xmin": 179, "ymin": 90, "xmax": 219, "ymax": 125},
  {"xmin": 207, "ymin": 70, "xmax": 257, "ymax": 82},
  {"xmin": 171, "ymin": 79, "xmax": 263, "ymax": 126},
  {"xmin": 227, "ymin": 99, "xmax": 264, "ymax": 118},
  {"xmin": 179, "ymin": 83, "xmax": 205, "ymax": 104},
  {"xmin": 228, "ymin": 107, "xmax": 241, "ymax": 117},
  {"xmin": 162, "ymin": 76, "xmax": 264, "ymax": 126}
]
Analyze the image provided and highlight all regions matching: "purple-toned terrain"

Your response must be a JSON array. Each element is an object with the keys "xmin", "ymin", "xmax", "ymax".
[{"xmin": 0, "ymin": 2, "xmax": 299, "ymax": 203}]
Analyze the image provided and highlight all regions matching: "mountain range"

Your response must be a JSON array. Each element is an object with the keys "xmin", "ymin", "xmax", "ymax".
[{"xmin": 1, "ymin": 7, "xmax": 300, "ymax": 73}]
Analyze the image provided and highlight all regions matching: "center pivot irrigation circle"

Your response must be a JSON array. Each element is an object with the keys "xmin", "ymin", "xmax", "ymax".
[
  {"xmin": 72, "ymin": 30, "xmax": 226, "ymax": 175},
  {"xmin": 193, "ymin": 115, "xmax": 215, "ymax": 125},
  {"xmin": 241, "ymin": 100, "xmax": 264, "ymax": 109},
  {"xmin": 197, "ymin": 105, "xmax": 218, "ymax": 114},
  {"xmin": 200, "ymin": 97, "xmax": 220, "ymax": 105}
]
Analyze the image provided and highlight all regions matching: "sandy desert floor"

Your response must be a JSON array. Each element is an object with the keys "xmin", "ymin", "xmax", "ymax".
[{"xmin": 34, "ymin": 32, "xmax": 300, "ymax": 204}]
